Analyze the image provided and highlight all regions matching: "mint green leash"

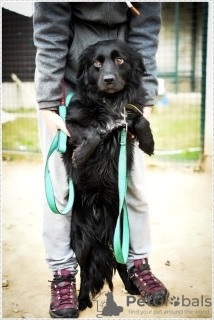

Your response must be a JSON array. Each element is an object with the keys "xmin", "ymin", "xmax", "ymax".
[
  {"xmin": 44, "ymin": 93, "xmax": 74, "ymax": 214},
  {"xmin": 113, "ymin": 126, "xmax": 130, "ymax": 264}
]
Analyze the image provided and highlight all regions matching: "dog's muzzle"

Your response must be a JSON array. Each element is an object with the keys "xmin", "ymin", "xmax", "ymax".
[
  {"xmin": 103, "ymin": 74, "xmax": 115, "ymax": 85},
  {"xmin": 98, "ymin": 73, "xmax": 125, "ymax": 93}
]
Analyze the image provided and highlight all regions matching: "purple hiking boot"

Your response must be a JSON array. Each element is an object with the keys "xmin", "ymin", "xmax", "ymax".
[
  {"xmin": 49, "ymin": 269, "xmax": 79, "ymax": 318},
  {"xmin": 129, "ymin": 258, "xmax": 169, "ymax": 306}
]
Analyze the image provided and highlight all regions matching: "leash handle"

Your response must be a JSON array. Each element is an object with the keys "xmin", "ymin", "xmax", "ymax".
[
  {"xmin": 45, "ymin": 91, "xmax": 75, "ymax": 214},
  {"xmin": 113, "ymin": 127, "xmax": 130, "ymax": 264},
  {"xmin": 45, "ymin": 132, "xmax": 74, "ymax": 214}
]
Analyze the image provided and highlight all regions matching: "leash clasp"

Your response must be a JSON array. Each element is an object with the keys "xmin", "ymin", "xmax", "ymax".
[{"xmin": 121, "ymin": 107, "xmax": 128, "ymax": 132}]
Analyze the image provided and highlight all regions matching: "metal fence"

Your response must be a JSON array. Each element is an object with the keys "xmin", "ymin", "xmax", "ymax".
[
  {"xmin": 2, "ymin": 3, "xmax": 208, "ymax": 166},
  {"xmin": 151, "ymin": 2, "xmax": 208, "ymax": 166}
]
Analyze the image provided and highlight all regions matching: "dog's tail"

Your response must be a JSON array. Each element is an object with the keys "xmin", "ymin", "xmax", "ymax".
[{"xmin": 88, "ymin": 244, "xmax": 117, "ymax": 297}]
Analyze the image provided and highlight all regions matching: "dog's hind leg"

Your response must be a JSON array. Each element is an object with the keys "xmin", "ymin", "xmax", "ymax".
[
  {"xmin": 117, "ymin": 263, "xmax": 140, "ymax": 295},
  {"xmin": 78, "ymin": 267, "xmax": 93, "ymax": 311}
]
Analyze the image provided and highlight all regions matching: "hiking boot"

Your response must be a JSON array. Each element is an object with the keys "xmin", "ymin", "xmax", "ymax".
[
  {"xmin": 129, "ymin": 258, "xmax": 169, "ymax": 306},
  {"xmin": 49, "ymin": 269, "xmax": 79, "ymax": 318}
]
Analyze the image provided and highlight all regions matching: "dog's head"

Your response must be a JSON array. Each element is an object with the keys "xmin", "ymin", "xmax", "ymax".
[{"xmin": 77, "ymin": 40, "xmax": 146, "ymax": 96}]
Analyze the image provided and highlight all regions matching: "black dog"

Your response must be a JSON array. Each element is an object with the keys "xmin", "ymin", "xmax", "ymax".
[{"xmin": 63, "ymin": 40, "xmax": 154, "ymax": 310}]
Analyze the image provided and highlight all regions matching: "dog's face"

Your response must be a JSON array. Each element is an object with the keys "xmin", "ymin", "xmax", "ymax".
[{"xmin": 77, "ymin": 40, "xmax": 146, "ymax": 94}]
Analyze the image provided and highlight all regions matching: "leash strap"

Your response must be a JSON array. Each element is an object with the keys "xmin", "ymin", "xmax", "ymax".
[
  {"xmin": 113, "ymin": 127, "xmax": 130, "ymax": 264},
  {"xmin": 44, "ymin": 92, "xmax": 74, "ymax": 215},
  {"xmin": 57, "ymin": 93, "xmax": 74, "ymax": 152},
  {"xmin": 126, "ymin": 103, "xmax": 144, "ymax": 116},
  {"xmin": 113, "ymin": 103, "xmax": 143, "ymax": 263}
]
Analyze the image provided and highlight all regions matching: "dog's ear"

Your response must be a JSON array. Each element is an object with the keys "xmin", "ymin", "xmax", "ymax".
[
  {"xmin": 132, "ymin": 51, "xmax": 146, "ymax": 77},
  {"xmin": 76, "ymin": 52, "xmax": 89, "ymax": 86}
]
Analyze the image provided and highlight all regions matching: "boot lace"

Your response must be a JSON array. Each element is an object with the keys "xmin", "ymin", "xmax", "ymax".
[
  {"xmin": 136, "ymin": 268, "xmax": 162, "ymax": 291},
  {"xmin": 49, "ymin": 274, "xmax": 78, "ymax": 307}
]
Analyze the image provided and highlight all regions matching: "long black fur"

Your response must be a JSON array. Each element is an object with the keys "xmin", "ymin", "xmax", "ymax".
[{"xmin": 63, "ymin": 40, "xmax": 154, "ymax": 310}]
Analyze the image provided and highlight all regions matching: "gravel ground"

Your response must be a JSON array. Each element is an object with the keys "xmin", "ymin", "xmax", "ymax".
[{"xmin": 2, "ymin": 160, "xmax": 213, "ymax": 319}]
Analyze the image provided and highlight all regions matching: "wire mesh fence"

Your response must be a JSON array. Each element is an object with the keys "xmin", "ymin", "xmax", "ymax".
[
  {"xmin": 2, "ymin": 7, "xmax": 40, "ymax": 153},
  {"xmin": 150, "ymin": 2, "xmax": 208, "ymax": 165},
  {"xmin": 2, "ymin": 3, "xmax": 208, "ymax": 166}
]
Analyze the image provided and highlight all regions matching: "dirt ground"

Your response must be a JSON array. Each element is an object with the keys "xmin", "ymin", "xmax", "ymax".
[{"xmin": 2, "ymin": 159, "xmax": 213, "ymax": 319}]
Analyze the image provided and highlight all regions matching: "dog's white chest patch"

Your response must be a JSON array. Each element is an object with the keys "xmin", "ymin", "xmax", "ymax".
[{"xmin": 105, "ymin": 118, "xmax": 124, "ymax": 132}]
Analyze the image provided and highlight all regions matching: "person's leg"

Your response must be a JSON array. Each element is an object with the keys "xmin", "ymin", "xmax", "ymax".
[
  {"xmin": 126, "ymin": 145, "xmax": 151, "ymax": 270},
  {"xmin": 38, "ymin": 110, "xmax": 78, "ymax": 275},
  {"xmin": 126, "ymin": 145, "xmax": 168, "ymax": 304},
  {"xmin": 37, "ymin": 81, "xmax": 79, "ymax": 317}
]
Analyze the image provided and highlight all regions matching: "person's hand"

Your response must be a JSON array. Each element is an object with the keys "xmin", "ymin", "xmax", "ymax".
[
  {"xmin": 41, "ymin": 110, "xmax": 70, "ymax": 137},
  {"xmin": 142, "ymin": 106, "xmax": 152, "ymax": 121}
]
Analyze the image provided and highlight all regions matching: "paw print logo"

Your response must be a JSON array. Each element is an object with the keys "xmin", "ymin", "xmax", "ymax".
[{"xmin": 170, "ymin": 296, "xmax": 180, "ymax": 307}]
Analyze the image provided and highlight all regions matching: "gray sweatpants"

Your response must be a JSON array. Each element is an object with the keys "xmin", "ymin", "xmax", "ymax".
[{"xmin": 38, "ymin": 100, "xmax": 151, "ymax": 275}]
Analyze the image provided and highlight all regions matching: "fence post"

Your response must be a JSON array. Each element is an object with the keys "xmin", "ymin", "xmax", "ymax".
[
  {"xmin": 203, "ymin": 2, "xmax": 213, "ymax": 171},
  {"xmin": 174, "ymin": 2, "xmax": 179, "ymax": 94},
  {"xmin": 200, "ymin": 2, "xmax": 208, "ymax": 158}
]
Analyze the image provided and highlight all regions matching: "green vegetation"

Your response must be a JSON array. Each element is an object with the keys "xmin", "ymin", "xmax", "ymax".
[
  {"xmin": 150, "ymin": 150, "xmax": 200, "ymax": 163},
  {"xmin": 2, "ymin": 116, "xmax": 40, "ymax": 152},
  {"xmin": 150, "ymin": 103, "xmax": 201, "ymax": 162},
  {"xmin": 3, "ymin": 107, "xmax": 37, "ymax": 114}
]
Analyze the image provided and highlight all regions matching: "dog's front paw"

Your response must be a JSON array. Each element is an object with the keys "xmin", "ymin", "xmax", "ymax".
[
  {"xmin": 72, "ymin": 150, "xmax": 86, "ymax": 168},
  {"xmin": 139, "ymin": 137, "xmax": 155, "ymax": 156},
  {"xmin": 72, "ymin": 145, "xmax": 91, "ymax": 168},
  {"xmin": 78, "ymin": 297, "xmax": 93, "ymax": 311},
  {"xmin": 135, "ymin": 117, "xmax": 155, "ymax": 156}
]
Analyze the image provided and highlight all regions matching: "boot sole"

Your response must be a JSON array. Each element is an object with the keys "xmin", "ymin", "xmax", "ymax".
[
  {"xmin": 149, "ymin": 290, "xmax": 170, "ymax": 306},
  {"xmin": 49, "ymin": 308, "xmax": 79, "ymax": 318}
]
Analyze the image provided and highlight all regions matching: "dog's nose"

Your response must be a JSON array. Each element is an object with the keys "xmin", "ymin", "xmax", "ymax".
[{"xmin": 103, "ymin": 75, "xmax": 115, "ymax": 85}]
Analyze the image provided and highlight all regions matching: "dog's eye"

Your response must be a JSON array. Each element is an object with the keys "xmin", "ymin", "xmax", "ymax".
[
  {"xmin": 94, "ymin": 60, "xmax": 102, "ymax": 68},
  {"xmin": 115, "ymin": 57, "xmax": 124, "ymax": 65}
]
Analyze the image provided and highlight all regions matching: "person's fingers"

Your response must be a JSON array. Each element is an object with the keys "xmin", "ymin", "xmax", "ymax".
[
  {"xmin": 56, "ymin": 116, "xmax": 71, "ymax": 137},
  {"xmin": 41, "ymin": 110, "xmax": 70, "ymax": 137}
]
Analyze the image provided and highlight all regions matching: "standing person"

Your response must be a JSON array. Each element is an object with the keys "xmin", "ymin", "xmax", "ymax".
[{"xmin": 34, "ymin": 2, "xmax": 168, "ymax": 318}]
